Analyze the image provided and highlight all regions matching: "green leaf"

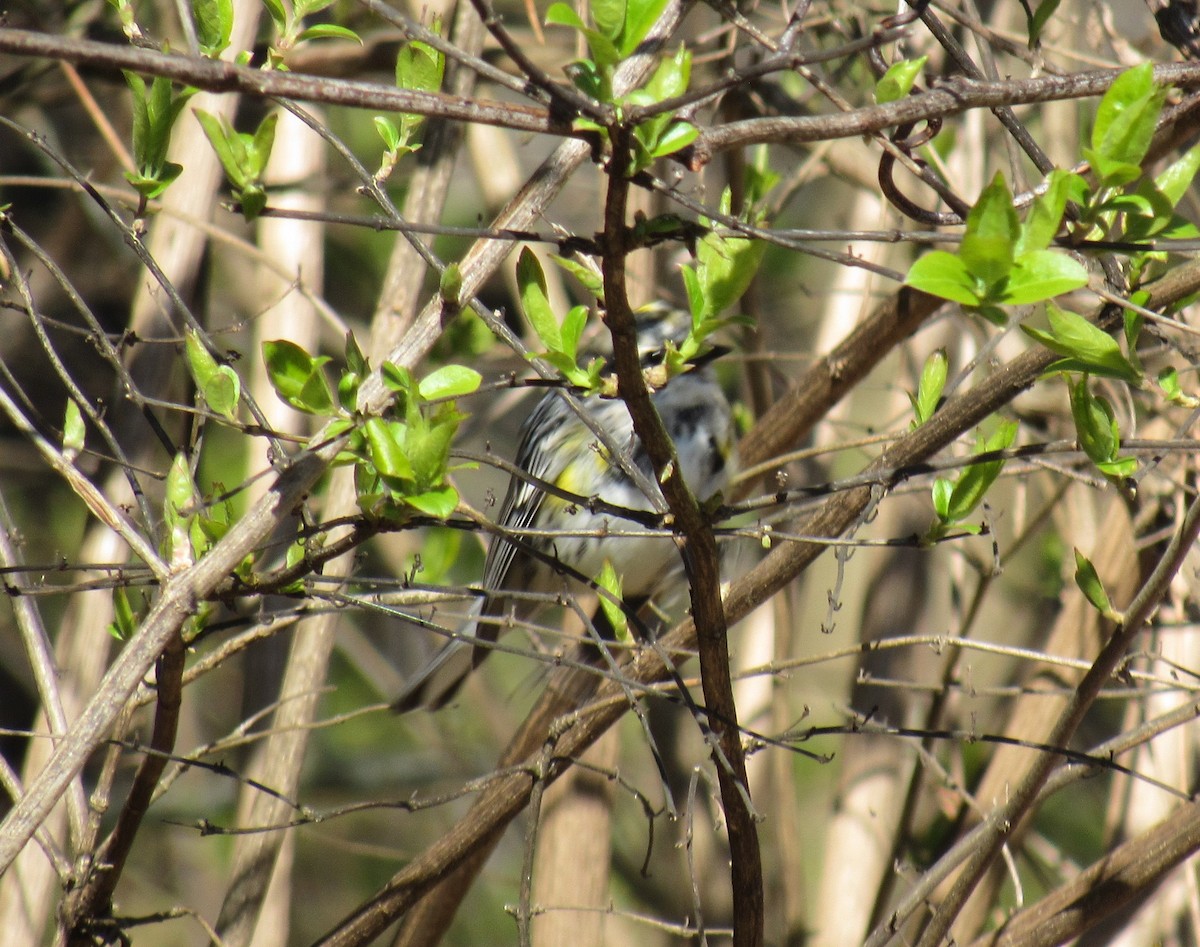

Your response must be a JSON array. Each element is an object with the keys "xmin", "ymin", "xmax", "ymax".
[
  {"xmin": 545, "ymin": 2, "xmax": 588, "ymax": 32},
  {"xmin": 406, "ymin": 485, "xmax": 459, "ymax": 518},
  {"xmin": 960, "ymin": 172, "xmax": 1019, "ymax": 287},
  {"xmin": 262, "ymin": 339, "xmax": 335, "ymax": 414},
  {"xmin": 297, "ymin": 23, "xmax": 362, "ymax": 43},
  {"xmin": 1025, "ymin": 0, "xmax": 1061, "ymax": 46},
  {"xmin": 63, "ymin": 399, "xmax": 85, "ymax": 458},
  {"xmin": 551, "ymin": 255, "xmax": 604, "ymax": 298},
  {"xmin": 261, "ymin": 0, "xmax": 288, "ymax": 32},
  {"xmin": 405, "ymin": 413, "xmax": 457, "ymax": 486},
  {"xmin": 932, "ymin": 476, "xmax": 953, "ymax": 521},
  {"xmin": 344, "ymin": 331, "xmax": 368, "ymax": 378},
  {"xmin": 247, "ymin": 113, "xmax": 278, "ymax": 179},
  {"xmin": 439, "ymin": 263, "xmax": 462, "ymax": 306},
  {"xmin": 618, "ymin": 0, "xmax": 670, "ymax": 57},
  {"xmin": 910, "ymin": 349, "xmax": 947, "ymax": 427},
  {"xmin": 194, "ymin": 0, "xmax": 233, "ymax": 56},
  {"xmin": 641, "ymin": 44, "xmax": 690, "ymax": 102},
  {"xmin": 194, "ymin": 109, "xmax": 248, "ymax": 188},
  {"xmin": 165, "ymin": 452, "xmax": 197, "ymax": 527},
  {"xmin": 418, "ymin": 365, "xmax": 482, "ymax": 401},
  {"xmin": 697, "ymin": 226, "xmax": 765, "ymax": 316},
  {"xmin": 1154, "ymin": 142, "xmax": 1200, "ymax": 208},
  {"xmin": 591, "ymin": 0, "xmax": 625, "ymax": 41},
  {"xmin": 204, "ymin": 367, "xmax": 240, "ymax": 421},
  {"xmin": 650, "ymin": 120, "xmax": 698, "ymax": 158},
  {"xmin": 109, "ymin": 585, "xmax": 137, "ymax": 641},
  {"xmin": 1091, "ymin": 62, "xmax": 1164, "ymax": 172},
  {"xmin": 1068, "ymin": 376, "xmax": 1119, "ymax": 465},
  {"xmin": 560, "ymin": 305, "xmax": 588, "ymax": 359},
  {"xmin": 396, "ymin": 38, "xmax": 445, "ymax": 94},
  {"xmin": 1022, "ymin": 303, "xmax": 1141, "ymax": 382},
  {"xmin": 595, "ymin": 560, "xmax": 629, "ymax": 641},
  {"xmin": 1015, "ymin": 169, "xmax": 1076, "ymax": 256},
  {"xmin": 374, "ymin": 116, "xmax": 401, "ymax": 151},
  {"xmin": 905, "ymin": 251, "xmax": 981, "ymax": 306},
  {"xmin": 874, "ymin": 56, "xmax": 927, "ymax": 104},
  {"xmin": 517, "ymin": 248, "xmax": 561, "ymax": 351},
  {"xmin": 365, "ymin": 417, "xmax": 414, "ymax": 480},
  {"xmin": 1073, "ymin": 548, "xmax": 1113, "ymax": 616},
  {"xmin": 944, "ymin": 421, "xmax": 1017, "ymax": 524},
  {"xmin": 1001, "ymin": 250, "xmax": 1088, "ymax": 305},
  {"xmin": 185, "ymin": 329, "xmax": 220, "ymax": 387}
]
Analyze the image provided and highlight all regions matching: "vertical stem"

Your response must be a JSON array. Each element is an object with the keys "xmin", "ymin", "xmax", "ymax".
[{"xmin": 600, "ymin": 127, "xmax": 764, "ymax": 947}]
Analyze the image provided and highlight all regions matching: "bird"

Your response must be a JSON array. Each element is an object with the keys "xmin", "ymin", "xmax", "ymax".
[{"xmin": 392, "ymin": 308, "xmax": 735, "ymax": 711}]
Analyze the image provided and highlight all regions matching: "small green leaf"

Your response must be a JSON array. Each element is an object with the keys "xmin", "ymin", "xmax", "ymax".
[
  {"xmin": 297, "ymin": 23, "xmax": 362, "ymax": 43},
  {"xmin": 1091, "ymin": 62, "xmax": 1164, "ymax": 173},
  {"xmin": 1025, "ymin": 0, "xmax": 1061, "ymax": 47},
  {"xmin": 439, "ymin": 263, "xmax": 462, "ymax": 306},
  {"xmin": 1015, "ymin": 169, "xmax": 1076, "ymax": 256},
  {"xmin": 545, "ymin": 2, "xmax": 588, "ymax": 31},
  {"xmin": 1022, "ymin": 303, "xmax": 1141, "ymax": 383},
  {"xmin": 590, "ymin": 0, "xmax": 625, "ymax": 41},
  {"xmin": 185, "ymin": 330, "xmax": 220, "ymax": 387},
  {"xmin": 618, "ymin": 0, "xmax": 670, "ymax": 57},
  {"xmin": 905, "ymin": 251, "xmax": 981, "ymax": 306},
  {"xmin": 874, "ymin": 56, "xmax": 927, "ymax": 104},
  {"xmin": 517, "ymin": 248, "xmax": 561, "ymax": 351},
  {"xmin": 344, "ymin": 332, "xmax": 368, "ymax": 378},
  {"xmin": 697, "ymin": 223, "xmax": 765, "ymax": 316},
  {"xmin": 1068, "ymin": 376, "xmax": 1119, "ymax": 466},
  {"xmin": 204, "ymin": 367, "xmax": 240, "ymax": 421},
  {"xmin": 944, "ymin": 421, "xmax": 1017, "ymax": 524},
  {"xmin": 1001, "ymin": 250, "xmax": 1088, "ymax": 305},
  {"xmin": 164, "ymin": 452, "xmax": 197, "ymax": 541},
  {"xmin": 63, "ymin": 399, "xmax": 85, "ymax": 459},
  {"xmin": 194, "ymin": 109, "xmax": 247, "ymax": 188},
  {"xmin": 960, "ymin": 172, "xmax": 1019, "ymax": 287},
  {"xmin": 561, "ymin": 305, "xmax": 588, "ymax": 359},
  {"xmin": 365, "ymin": 417, "xmax": 414, "ymax": 480},
  {"xmin": 406, "ymin": 485, "xmax": 459, "ymax": 518},
  {"xmin": 932, "ymin": 476, "xmax": 953, "ymax": 521},
  {"xmin": 910, "ymin": 349, "xmax": 947, "ymax": 427},
  {"xmin": 551, "ymin": 255, "xmax": 604, "ymax": 298},
  {"xmin": 418, "ymin": 365, "xmax": 482, "ymax": 401},
  {"xmin": 374, "ymin": 116, "xmax": 401, "ymax": 151},
  {"xmin": 595, "ymin": 560, "xmax": 629, "ymax": 641},
  {"xmin": 649, "ymin": 120, "xmax": 698, "ymax": 158},
  {"xmin": 194, "ymin": 0, "xmax": 234, "ymax": 55},
  {"xmin": 1073, "ymin": 547, "xmax": 1114, "ymax": 617},
  {"xmin": 109, "ymin": 585, "xmax": 137, "ymax": 641},
  {"xmin": 263, "ymin": 339, "xmax": 335, "ymax": 414},
  {"xmin": 1154, "ymin": 142, "xmax": 1200, "ymax": 208}
]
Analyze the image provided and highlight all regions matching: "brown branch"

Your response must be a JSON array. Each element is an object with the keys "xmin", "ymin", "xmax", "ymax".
[
  {"xmin": 967, "ymin": 798, "xmax": 1200, "ymax": 947},
  {"xmin": 685, "ymin": 62, "xmax": 1200, "ymax": 166},
  {"xmin": 61, "ymin": 628, "xmax": 186, "ymax": 943},
  {"xmin": 0, "ymin": 28, "xmax": 567, "ymax": 136},
  {"xmin": 599, "ymin": 126, "xmax": 763, "ymax": 947}
]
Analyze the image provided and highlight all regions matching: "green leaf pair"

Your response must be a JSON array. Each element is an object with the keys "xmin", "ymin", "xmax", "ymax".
[
  {"xmin": 1067, "ymin": 376, "xmax": 1136, "ymax": 479},
  {"xmin": 123, "ymin": 72, "xmax": 195, "ymax": 200},
  {"xmin": 356, "ymin": 363, "xmax": 482, "ymax": 518},
  {"xmin": 185, "ymin": 331, "xmax": 241, "ymax": 422},
  {"xmin": 927, "ymin": 420, "xmax": 1017, "ymax": 542},
  {"xmin": 375, "ymin": 30, "xmax": 446, "ymax": 182},
  {"xmin": 195, "ymin": 110, "xmax": 277, "ymax": 220},
  {"xmin": 906, "ymin": 170, "xmax": 1089, "ymax": 318},
  {"xmin": 518, "ymin": 249, "xmax": 606, "ymax": 392}
]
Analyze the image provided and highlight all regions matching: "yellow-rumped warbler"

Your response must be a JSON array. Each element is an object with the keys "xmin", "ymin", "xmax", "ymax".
[{"xmin": 393, "ymin": 309, "xmax": 735, "ymax": 711}]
